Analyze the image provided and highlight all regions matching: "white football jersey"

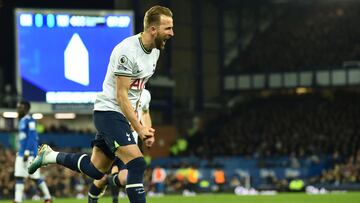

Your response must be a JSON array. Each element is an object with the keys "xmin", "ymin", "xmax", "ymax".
[{"xmin": 94, "ymin": 33, "xmax": 160, "ymax": 115}]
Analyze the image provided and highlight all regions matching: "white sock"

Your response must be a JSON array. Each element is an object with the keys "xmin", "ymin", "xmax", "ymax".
[
  {"xmin": 45, "ymin": 151, "xmax": 59, "ymax": 164},
  {"xmin": 15, "ymin": 182, "xmax": 24, "ymax": 203},
  {"xmin": 38, "ymin": 181, "xmax": 51, "ymax": 200}
]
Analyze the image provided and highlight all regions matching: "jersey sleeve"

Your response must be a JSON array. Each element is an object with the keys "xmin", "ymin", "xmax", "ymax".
[{"xmin": 113, "ymin": 44, "xmax": 136, "ymax": 77}]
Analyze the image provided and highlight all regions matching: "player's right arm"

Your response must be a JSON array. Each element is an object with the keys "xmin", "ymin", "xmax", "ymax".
[{"xmin": 115, "ymin": 76, "xmax": 154, "ymax": 140}]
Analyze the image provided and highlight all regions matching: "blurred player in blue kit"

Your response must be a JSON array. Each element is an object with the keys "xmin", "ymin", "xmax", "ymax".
[
  {"xmin": 28, "ymin": 5, "xmax": 173, "ymax": 203},
  {"xmin": 14, "ymin": 101, "xmax": 52, "ymax": 203}
]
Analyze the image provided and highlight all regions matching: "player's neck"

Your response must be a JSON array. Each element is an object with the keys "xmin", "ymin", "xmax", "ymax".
[{"xmin": 140, "ymin": 32, "xmax": 155, "ymax": 51}]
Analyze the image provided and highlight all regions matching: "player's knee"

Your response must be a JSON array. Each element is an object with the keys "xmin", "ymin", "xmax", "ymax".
[
  {"xmin": 15, "ymin": 177, "xmax": 24, "ymax": 183},
  {"xmin": 119, "ymin": 170, "xmax": 128, "ymax": 185},
  {"xmin": 126, "ymin": 157, "xmax": 146, "ymax": 184},
  {"xmin": 127, "ymin": 157, "xmax": 146, "ymax": 174},
  {"xmin": 30, "ymin": 178, "xmax": 44, "ymax": 185},
  {"xmin": 89, "ymin": 165, "xmax": 105, "ymax": 180},
  {"xmin": 80, "ymin": 155, "xmax": 105, "ymax": 180},
  {"xmin": 94, "ymin": 174, "xmax": 108, "ymax": 188}
]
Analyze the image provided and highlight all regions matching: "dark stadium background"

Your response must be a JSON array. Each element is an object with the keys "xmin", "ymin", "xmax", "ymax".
[{"xmin": 0, "ymin": 0, "xmax": 360, "ymax": 200}]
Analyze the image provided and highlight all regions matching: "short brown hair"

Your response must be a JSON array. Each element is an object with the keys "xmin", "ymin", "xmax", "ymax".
[{"xmin": 143, "ymin": 5, "xmax": 173, "ymax": 30}]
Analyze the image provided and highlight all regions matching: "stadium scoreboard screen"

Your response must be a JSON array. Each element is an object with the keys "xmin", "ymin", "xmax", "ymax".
[{"xmin": 15, "ymin": 8, "xmax": 134, "ymax": 103}]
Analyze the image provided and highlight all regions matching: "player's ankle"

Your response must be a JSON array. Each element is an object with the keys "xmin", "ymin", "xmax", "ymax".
[{"xmin": 45, "ymin": 151, "xmax": 59, "ymax": 164}]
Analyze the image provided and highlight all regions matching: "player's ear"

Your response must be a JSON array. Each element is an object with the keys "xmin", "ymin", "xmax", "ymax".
[{"xmin": 150, "ymin": 25, "xmax": 157, "ymax": 35}]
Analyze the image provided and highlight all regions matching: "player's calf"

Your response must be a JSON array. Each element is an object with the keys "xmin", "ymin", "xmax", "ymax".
[
  {"xmin": 28, "ymin": 145, "xmax": 105, "ymax": 180},
  {"xmin": 125, "ymin": 157, "xmax": 147, "ymax": 203},
  {"xmin": 107, "ymin": 173, "xmax": 123, "ymax": 203},
  {"xmin": 56, "ymin": 153, "xmax": 104, "ymax": 179}
]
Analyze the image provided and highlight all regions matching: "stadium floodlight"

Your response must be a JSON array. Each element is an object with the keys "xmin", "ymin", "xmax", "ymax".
[
  {"xmin": 32, "ymin": 113, "xmax": 44, "ymax": 120},
  {"xmin": 54, "ymin": 113, "xmax": 76, "ymax": 119},
  {"xmin": 3, "ymin": 112, "xmax": 18, "ymax": 118}
]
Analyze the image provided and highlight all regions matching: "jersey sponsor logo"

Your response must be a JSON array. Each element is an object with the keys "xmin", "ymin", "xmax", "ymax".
[
  {"xmin": 130, "ymin": 78, "xmax": 145, "ymax": 90},
  {"xmin": 29, "ymin": 121, "xmax": 36, "ymax": 130}
]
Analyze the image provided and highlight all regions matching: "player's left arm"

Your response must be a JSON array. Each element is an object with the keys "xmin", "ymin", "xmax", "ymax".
[
  {"xmin": 142, "ymin": 110, "xmax": 154, "ymax": 148},
  {"xmin": 140, "ymin": 89, "xmax": 152, "ymax": 128},
  {"xmin": 141, "ymin": 91, "xmax": 154, "ymax": 147},
  {"xmin": 141, "ymin": 110, "xmax": 152, "ymax": 128}
]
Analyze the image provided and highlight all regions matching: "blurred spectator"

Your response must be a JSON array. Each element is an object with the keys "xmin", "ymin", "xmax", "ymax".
[
  {"xmin": 318, "ymin": 150, "xmax": 360, "ymax": 185},
  {"xmin": 229, "ymin": 175, "xmax": 241, "ymax": 189},
  {"xmin": 213, "ymin": 167, "xmax": 226, "ymax": 192},
  {"xmin": 151, "ymin": 165, "xmax": 167, "ymax": 195},
  {"xmin": 185, "ymin": 165, "xmax": 200, "ymax": 195}
]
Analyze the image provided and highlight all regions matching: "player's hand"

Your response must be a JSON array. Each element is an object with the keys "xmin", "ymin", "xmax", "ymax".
[
  {"xmin": 138, "ymin": 126, "xmax": 155, "ymax": 141},
  {"xmin": 23, "ymin": 150, "xmax": 30, "ymax": 162},
  {"xmin": 23, "ymin": 155, "xmax": 29, "ymax": 162},
  {"xmin": 144, "ymin": 136, "xmax": 155, "ymax": 148}
]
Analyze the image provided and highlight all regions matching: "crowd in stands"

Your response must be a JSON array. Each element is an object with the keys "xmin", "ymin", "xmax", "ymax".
[
  {"xmin": 1, "ymin": 90, "xmax": 360, "ymax": 198},
  {"xmin": 0, "ymin": 124, "xmax": 94, "ymax": 135},
  {"xmin": 0, "ymin": 146, "xmax": 15, "ymax": 198},
  {"xmin": 0, "ymin": 146, "xmax": 90, "ymax": 199},
  {"xmin": 1, "ymin": 145, "xmax": 358, "ymax": 199},
  {"xmin": 0, "ymin": 146, "xmax": 212, "ymax": 199},
  {"xmin": 232, "ymin": 2, "xmax": 360, "ymax": 72},
  {"xmin": 187, "ymin": 91, "xmax": 360, "ymax": 160},
  {"xmin": 183, "ymin": 90, "xmax": 360, "ymax": 188},
  {"xmin": 43, "ymin": 124, "xmax": 94, "ymax": 134},
  {"xmin": 316, "ymin": 150, "xmax": 360, "ymax": 186}
]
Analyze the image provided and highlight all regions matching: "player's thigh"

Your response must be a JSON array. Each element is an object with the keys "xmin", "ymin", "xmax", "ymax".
[
  {"xmin": 93, "ymin": 111, "xmax": 137, "ymax": 157},
  {"xmin": 91, "ymin": 146, "xmax": 114, "ymax": 173},
  {"xmin": 14, "ymin": 156, "xmax": 29, "ymax": 178},
  {"xmin": 115, "ymin": 144, "xmax": 143, "ymax": 164},
  {"xmin": 15, "ymin": 156, "xmax": 41, "ymax": 179}
]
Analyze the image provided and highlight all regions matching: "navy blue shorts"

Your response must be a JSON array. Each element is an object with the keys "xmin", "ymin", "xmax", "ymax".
[{"xmin": 91, "ymin": 111, "xmax": 136, "ymax": 160}]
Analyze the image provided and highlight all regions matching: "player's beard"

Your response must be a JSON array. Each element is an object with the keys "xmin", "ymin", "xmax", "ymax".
[{"xmin": 155, "ymin": 35, "xmax": 166, "ymax": 50}]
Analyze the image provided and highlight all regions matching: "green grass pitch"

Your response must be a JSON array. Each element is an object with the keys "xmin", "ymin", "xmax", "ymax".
[{"xmin": 4, "ymin": 192, "xmax": 360, "ymax": 203}]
